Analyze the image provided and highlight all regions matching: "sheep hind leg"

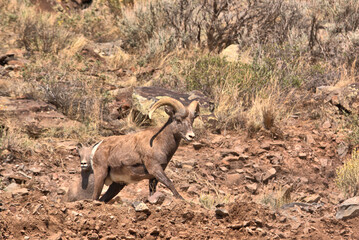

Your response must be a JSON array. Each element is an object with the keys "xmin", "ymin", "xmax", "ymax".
[
  {"xmin": 99, "ymin": 182, "xmax": 126, "ymax": 203},
  {"xmin": 149, "ymin": 178, "xmax": 158, "ymax": 196}
]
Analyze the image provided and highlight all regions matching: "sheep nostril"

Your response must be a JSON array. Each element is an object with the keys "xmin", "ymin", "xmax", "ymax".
[{"xmin": 186, "ymin": 133, "xmax": 195, "ymax": 140}]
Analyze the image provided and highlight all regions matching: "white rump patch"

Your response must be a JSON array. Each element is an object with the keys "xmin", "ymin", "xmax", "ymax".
[{"xmin": 90, "ymin": 140, "xmax": 103, "ymax": 168}]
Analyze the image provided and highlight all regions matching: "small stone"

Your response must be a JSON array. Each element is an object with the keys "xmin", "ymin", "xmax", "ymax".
[
  {"xmin": 331, "ymin": 95, "xmax": 340, "ymax": 105},
  {"xmin": 87, "ymin": 233, "xmax": 99, "ymax": 240},
  {"xmin": 57, "ymin": 188, "xmax": 67, "ymax": 195},
  {"xmin": 304, "ymin": 194, "xmax": 321, "ymax": 203},
  {"xmin": 4, "ymin": 182, "xmax": 20, "ymax": 192},
  {"xmin": 306, "ymin": 134, "xmax": 315, "ymax": 144},
  {"xmin": 149, "ymin": 227, "xmax": 160, "ymax": 236},
  {"xmin": 235, "ymin": 169, "xmax": 244, "ymax": 174},
  {"xmin": 291, "ymin": 222, "xmax": 302, "ymax": 230},
  {"xmin": 228, "ymin": 221, "xmax": 250, "ymax": 230},
  {"xmin": 29, "ymin": 167, "xmax": 42, "ymax": 175},
  {"xmin": 298, "ymin": 152, "xmax": 307, "ymax": 159},
  {"xmin": 220, "ymin": 150, "xmax": 239, "ymax": 158},
  {"xmin": 148, "ymin": 192, "xmax": 166, "ymax": 205},
  {"xmin": 270, "ymin": 141, "xmax": 286, "ymax": 148},
  {"xmin": 11, "ymin": 188, "xmax": 29, "ymax": 197},
  {"xmin": 263, "ymin": 168, "xmax": 276, "ymax": 182},
  {"xmin": 222, "ymin": 156, "xmax": 239, "ymax": 162},
  {"xmin": 9, "ymin": 205, "xmax": 16, "ymax": 213},
  {"xmin": 245, "ymin": 183, "xmax": 258, "ymax": 194},
  {"xmin": 226, "ymin": 173, "xmax": 242, "ymax": 186},
  {"xmin": 219, "ymin": 166, "xmax": 229, "ymax": 172},
  {"xmin": 187, "ymin": 185, "xmax": 199, "ymax": 196},
  {"xmin": 192, "ymin": 142, "xmax": 205, "ymax": 150},
  {"xmin": 260, "ymin": 142, "xmax": 271, "ymax": 150},
  {"xmin": 322, "ymin": 120, "xmax": 331, "ymax": 128},
  {"xmin": 319, "ymin": 142, "xmax": 328, "ymax": 149},
  {"xmin": 238, "ymin": 154, "xmax": 249, "ymax": 161},
  {"xmin": 215, "ymin": 208, "xmax": 229, "ymax": 218},
  {"xmin": 133, "ymin": 201, "xmax": 149, "ymax": 213},
  {"xmin": 205, "ymin": 162, "xmax": 214, "ymax": 168},
  {"xmin": 182, "ymin": 164, "xmax": 193, "ymax": 171},
  {"xmin": 319, "ymin": 158, "xmax": 329, "ymax": 168},
  {"xmin": 102, "ymin": 235, "xmax": 117, "ymax": 240}
]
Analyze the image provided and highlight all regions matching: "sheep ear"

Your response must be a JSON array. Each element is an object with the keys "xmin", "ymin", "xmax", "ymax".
[
  {"xmin": 164, "ymin": 106, "xmax": 175, "ymax": 117},
  {"xmin": 76, "ymin": 143, "xmax": 83, "ymax": 150}
]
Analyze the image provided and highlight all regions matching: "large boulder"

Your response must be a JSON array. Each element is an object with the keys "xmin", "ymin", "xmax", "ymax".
[
  {"xmin": 0, "ymin": 97, "xmax": 82, "ymax": 138},
  {"xmin": 107, "ymin": 86, "xmax": 216, "ymax": 130},
  {"xmin": 132, "ymin": 86, "xmax": 215, "ymax": 125},
  {"xmin": 318, "ymin": 83, "xmax": 359, "ymax": 114}
]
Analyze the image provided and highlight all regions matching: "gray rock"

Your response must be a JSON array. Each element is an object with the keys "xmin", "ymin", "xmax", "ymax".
[
  {"xmin": 187, "ymin": 185, "xmax": 200, "ymax": 196},
  {"xmin": 133, "ymin": 201, "xmax": 150, "ymax": 213},
  {"xmin": 245, "ymin": 183, "xmax": 258, "ymax": 194},
  {"xmin": 298, "ymin": 152, "xmax": 307, "ymax": 159},
  {"xmin": 193, "ymin": 142, "xmax": 205, "ymax": 150},
  {"xmin": 4, "ymin": 182, "xmax": 20, "ymax": 192},
  {"xmin": 262, "ymin": 168, "xmax": 276, "ymax": 182},
  {"xmin": 222, "ymin": 156, "xmax": 239, "ymax": 162},
  {"xmin": 148, "ymin": 192, "xmax": 166, "ymax": 205},
  {"xmin": 336, "ymin": 196, "xmax": 359, "ymax": 220},
  {"xmin": 304, "ymin": 194, "xmax": 321, "ymax": 203},
  {"xmin": 215, "ymin": 208, "xmax": 229, "ymax": 218},
  {"xmin": 11, "ymin": 188, "xmax": 29, "ymax": 197},
  {"xmin": 132, "ymin": 87, "xmax": 215, "ymax": 123},
  {"xmin": 238, "ymin": 154, "xmax": 249, "ymax": 161},
  {"xmin": 220, "ymin": 150, "xmax": 240, "ymax": 158}
]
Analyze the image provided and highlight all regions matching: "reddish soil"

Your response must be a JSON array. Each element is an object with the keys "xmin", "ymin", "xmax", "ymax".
[{"xmin": 1, "ymin": 104, "xmax": 358, "ymax": 239}]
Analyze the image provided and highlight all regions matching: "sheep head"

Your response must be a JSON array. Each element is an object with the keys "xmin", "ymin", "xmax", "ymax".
[
  {"xmin": 77, "ymin": 144, "xmax": 93, "ymax": 171},
  {"xmin": 149, "ymin": 97, "xmax": 200, "ymax": 141}
]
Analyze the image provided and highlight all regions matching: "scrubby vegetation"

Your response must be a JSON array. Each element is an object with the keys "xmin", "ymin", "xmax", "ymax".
[
  {"xmin": 1, "ymin": 0, "xmax": 358, "ymax": 133},
  {"xmin": 336, "ymin": 148, "xmax": 359, "ymax": 198}
]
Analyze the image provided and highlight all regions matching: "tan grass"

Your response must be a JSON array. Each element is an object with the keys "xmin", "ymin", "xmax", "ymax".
[
  {"xmin": 259, "ymin": 184, "xmax": 292, "ymax": 210},
  {"xmin": 61, "ymin": 35, "xmax": 89, "ymax": 58},
  {"xmin": 336, "ymin": 148, "xmax": 359, "ymax": 197}
]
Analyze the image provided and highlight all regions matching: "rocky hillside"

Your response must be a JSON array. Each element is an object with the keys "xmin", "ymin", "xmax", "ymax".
[{"xmin": 1, "ymin": 0, "xmax": 359, "ymax": 239}]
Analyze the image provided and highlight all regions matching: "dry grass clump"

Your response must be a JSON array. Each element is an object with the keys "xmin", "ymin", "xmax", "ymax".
[
  {"xmin": 260, "ymin": 185, "xmax": 292, "ymax": 210},
  {"xmin": 24, "ymin": 60, "xmax": 104, "ymax": 125},
  {"xmin": 336, "ymin": 148, "xmax": 359, "ymax": 197},
  {"xmin": 199, "ymin": 193, "xmax": 231, "ymax": 210},
  {"xmin": 0, "ymin": 123, "xmax": 36, "ymax": 156},
  {"xmin": 18, "ymin": 13, "xmax": 74, "ymax": 54}
]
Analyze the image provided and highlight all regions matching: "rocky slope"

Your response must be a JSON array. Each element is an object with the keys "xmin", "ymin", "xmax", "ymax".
[{"xmin": 0, "ymin": 91, "xmax": 359, "ymax": 239}]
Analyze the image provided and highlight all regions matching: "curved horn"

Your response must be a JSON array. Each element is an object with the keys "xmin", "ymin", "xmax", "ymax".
[
  {"xmin": 187, "ymin": 101, "xmax": 200, "ymax": 117},
  {"xmin": 149, "ymin": 97, "xmax": 187, "ymax": 119}
]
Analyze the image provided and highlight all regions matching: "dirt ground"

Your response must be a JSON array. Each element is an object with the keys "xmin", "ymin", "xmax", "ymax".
[{"xmin": 1, "ymin": 101, "xmax": 358, "ymax": 240}]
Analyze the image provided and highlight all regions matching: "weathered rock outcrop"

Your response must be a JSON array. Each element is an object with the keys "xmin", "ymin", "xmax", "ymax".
[
  {"xmin": 336, "ymin": 196, "xmax": 359, "ymax": 220},
  {"xmin": 0, "ymin": 97, "xmax": 82, "ymax": 138}
]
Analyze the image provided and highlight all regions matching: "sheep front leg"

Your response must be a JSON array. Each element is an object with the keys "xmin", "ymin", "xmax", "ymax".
[
  {"xmin": 92, "ymin": 166, "xmax": 107, "ymax": 200},
  {"xmin": 150, "ymin": 168, "xmax": 183, "ymax": 200}
]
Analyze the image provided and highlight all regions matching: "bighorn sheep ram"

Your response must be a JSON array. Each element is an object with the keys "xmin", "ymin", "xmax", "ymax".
[{"xmin": 91, "ymin": 97, "xmax": 199, "ymax": 202}]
